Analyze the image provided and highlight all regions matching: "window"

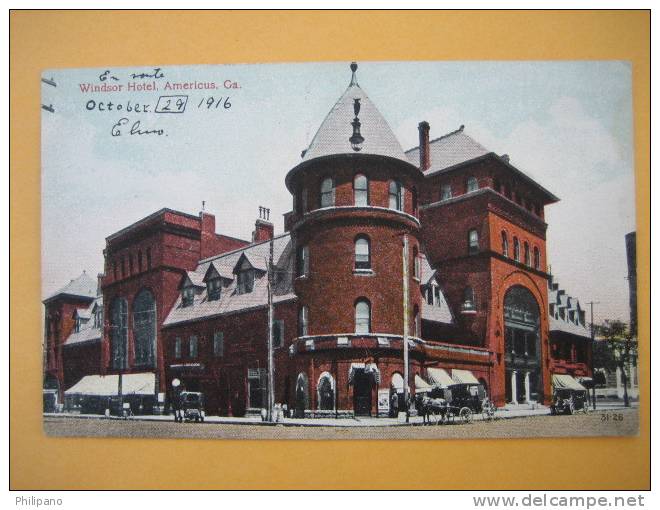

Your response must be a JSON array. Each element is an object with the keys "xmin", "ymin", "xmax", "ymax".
[
  {"xmin": 513, "ymin": 237, "xmax": 520, "ymax": 262},
  {"xmin": 174, "ymin": 337, "xmax": 182, "ymax": 359},
  {"xmin": 248, "ymin": 368, "xmax": 267, "ymax": 409},
  {"xmin": 320, "ymin": 177, "xmax": 335, "ymax": 208},
  {"xmin": 468, "ymin": 229, "xmax": 479, "ymax": 255},
  {"xmin": 237, "ymin": 269, "xmax": 254, "ymax": 294},
  {"xmin": 441, "ymin": 184, "xmax": 452, "ymax": 201},
  {"xmin": 181, "ymin": 286, "xmax": 194, "ymax": 307},
  {"xmin": 413, "ymin": 246, "xmax": 420, "ymax": 279},
  {"xmin": 533, "ymin": 247, "xmax": 540, "ymax": 270},
  {"xmin": 524, "ymin": 242, "xmax": 531, "ymax": 266},
  {"xmin": 273, "ymin": 320, "xmax": 284, "ymax": 348},
  {"xmin": 94, "ymin": 306, "xmax": 103, "ymax": 329},
  {"xmin": 74, "ymin": 317, "xmax": 81, "ymax": 333},
  {"xmin": 354, "ymin": 236, "xmax": 371, "ymax": 270},
  {"xmin": 426, "ymin": 287, "xmax": 434, "ymax": 305},
  {"xmin": 213, "ymin": 331, "xmax": 224, "ymax": 357},
  {"xmin": 413, "ymin": 305, "xmax": 420, "ymax": 337},
  {"xmin": 433, "ymin": 285, "xmax": 441, "ymax": 306},
  {"xmin": 462, "ymin": 287, "xmax": 476, "ymax": 311},
  {"xmin": 389, "ymin": 180, "xmax": 404, "ymax": 211},
  {"xmin": 133, "ymin": 289, "xmax": 156, "ymax": 367},
  {"xmin": 189, "ymin": 335, "xmax": 198, "ymax": 358},
  {"xmin": 297, "ymin": 245, "xmax": 309, "ymax": 277},
  {"xmin": 354, "ymin": 174, "xmax": 368, "ymax": 206},
  {"xmin": 467, "ymin": 176, "xmax": 479, "ymax": 193},
  {"xmin": 501, "ymin": 231, "xmax": 509, "ymax": 258},
  {"xmin": 110, "ymin": 297, "xmax": 128, "ymax": 370},
  {"xmin": 355, "ymin": 299, "xmax": 371, "ymax": 334},
  {"xmin": 298, "ymin": 306, "xmax": 309, "ymax": 336},
  {"xmin": 207, "ymin": 278, "xmax": 221, "ymax": 301}
]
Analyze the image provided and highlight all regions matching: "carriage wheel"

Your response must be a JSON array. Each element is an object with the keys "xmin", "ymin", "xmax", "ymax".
[{"xmin": 459, "ymin": 407, "xmax": 473, "ymax": 424}]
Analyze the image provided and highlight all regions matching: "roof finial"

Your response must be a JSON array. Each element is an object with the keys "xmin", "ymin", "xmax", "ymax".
[{"xmin": 350, "ymin": 61, "xmax": 358, "ymax": 86}]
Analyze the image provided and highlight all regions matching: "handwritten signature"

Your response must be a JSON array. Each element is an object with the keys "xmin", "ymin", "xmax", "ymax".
[{"xmin": 111, "ymin": 118, "xmax": 165, "ymax": 137}]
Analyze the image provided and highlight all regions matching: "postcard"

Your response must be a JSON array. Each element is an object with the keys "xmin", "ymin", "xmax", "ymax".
[{"xmin": 41, "ymin": 60, "xmax": 638, "ymax": 440}]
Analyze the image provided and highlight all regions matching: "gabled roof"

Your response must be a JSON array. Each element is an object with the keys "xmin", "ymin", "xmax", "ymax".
[
  {"xmin": 232, "ymin": 251, "xmax": 267, "ymax": 274},
  {"xmin": 44, "ymin": 271, "xmax": 97, "ymax": 304},
  {"xmin": 179, "ymin": 271, "xmax": 205, "ymax": 290},
  {"xmin": 300, "ymin": 64, "xmax": 410, "ymax": 165},
  {"xmin": 547, "ymin": 275, "xmax": 590, "ymax": 339},
  {"xmin": 202, "ymin": 261, "xmax": 232, "ymax": 282},
  {"xmin": 64, "ymin": 296, "xmax": 103, "ymax": 346}
]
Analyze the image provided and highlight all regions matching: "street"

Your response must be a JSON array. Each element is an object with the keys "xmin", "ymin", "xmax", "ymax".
[{"xmin": 43, "ymin": 407, "xmax": 638, "ymax": 440}]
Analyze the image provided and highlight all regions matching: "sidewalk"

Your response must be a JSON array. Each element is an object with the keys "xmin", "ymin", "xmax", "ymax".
[{"xmin": 44, "ymin": 399, "xmax": 637, "ymax": 427}]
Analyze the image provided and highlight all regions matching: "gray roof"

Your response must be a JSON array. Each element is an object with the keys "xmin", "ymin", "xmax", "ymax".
[
  {"xmin": 64, "ymin": 296, "xmax": 103, "ymax": 346},
  {"xmin": 44, "ymin": 271, "xmax": 97, "ymax": 303},
  {"xmin": 548, "ymin": 276, "xmax": 590, "ymax": 339},
  {"xmin": 300, "ymin": 66, "xmax": 410, "ymax": 165},
  {"xmin": 405, "ymin": 126, "xmax": 490, "ymax": 176},
  {"xmin": 164, "ymin": 235, "xmax": 296, "ymax": 327}
]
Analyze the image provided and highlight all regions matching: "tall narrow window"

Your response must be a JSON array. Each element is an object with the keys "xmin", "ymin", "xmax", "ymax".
[
  {"xmin": 501, "ymin": 231, "xmax": 509, "ymax": 257},
  {"xmin": 467, "ymin": 176, "xmax": 479, "ymax": 193},
  {"xmin": 355, "ymin": 299, "xmax": 371, "ymax": 334},
  {"xmin": 189, "ymin": 335, "xmax": 198, "ymax": 358},
  {"xmin": 174, "ymin": 337, "xmax": 182, "ymax": 359},
  {"xmin": 133, "ymin": 289, "xmax": 157, "ymax": 367},
  {"xmin": 213, "ymin": 331, "xmax": 224, "ymax": 357},
  {"xmin": 297, "ymin": 245, "xmax": 309, "ymax": 277},
  {"xmin": 237, "ymin": 269, "xmax": 254, "ymax": 294},
  {"xmin": 533, "ymin": 247, "xmax": 540, "ymax": 270},
  {"xmin": 207, "ymin": 278, "xmax": 221, "ymax": 301},
  {"xmin": 441, "ymin": 184, "xmax": 452, "ymax": 201},
  {"xmin": 513, "ymin": 237, "xmax": 520, "ymax": 262},
  {"xmin": 413, "ymin": 305, "xmax": 421, "ymax": 337},
  {"xmin": 298, "ymin": 306, "xmax": 309, "ymax": 337},
  {"xmin": 110, "ymin": 297, "xmax": 128, "ymax": 370},
  {"xmin": 181, "ymin": 285, "xmax": 194, "ymax": 307},
  {"xmin": 273, "ymin": 320, "xmax": 284, "ymax": 348},
  {"xmin": 354, "ymin": 236, "xmax": 371, "ymax": 270},
  {"xmin": 354, "ymin": 174, "xmax": 368, "ymax": 206},
  {"xmin": 389, "ymin": 181, "xmax": 404, "ymax": 211},
  {"xmin": 524, "ymin": 242, "xmax": 531, "ymax": 266},
  {"xmin": 413, "ymin": 246, "xmax": 420, "ymax": 279},
  {"xmin": 320, "ymin": 177, "xmax": 335, "ymax": 208},
  {"xmin": 468, "ymin": 229, "xmax": 479, "ymax": 255}
]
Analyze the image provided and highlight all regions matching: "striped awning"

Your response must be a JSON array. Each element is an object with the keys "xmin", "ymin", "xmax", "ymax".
[
  {"xmin": 64, "ymin": 373, "xmax": 155, "ymax": 396},
  {"xmin": 451, "ymin": 369, "xmax": 480, "ymax": 385},
  {"xmin": 426, "ymin": 368, "xmax": 454, "ymax": 388}
]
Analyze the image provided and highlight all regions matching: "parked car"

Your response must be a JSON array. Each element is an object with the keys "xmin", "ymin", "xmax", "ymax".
[{"xmin": 181, "ymin": 391, "xmax": 205, "ymax": 422}]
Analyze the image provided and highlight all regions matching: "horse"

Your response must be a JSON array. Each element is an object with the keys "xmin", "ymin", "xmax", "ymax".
[{"xmin": 416, "ymin": 394, "xmax": 448, "ymax": 425}]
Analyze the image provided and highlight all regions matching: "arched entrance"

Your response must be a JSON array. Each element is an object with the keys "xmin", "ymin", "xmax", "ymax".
[
  {"xmin": 503, "ymin": 286, "xmax": 542, "ymax": 404},
  {"xmin": 317, "ymin": 372, "xmax": 335, "ymax": 411}
]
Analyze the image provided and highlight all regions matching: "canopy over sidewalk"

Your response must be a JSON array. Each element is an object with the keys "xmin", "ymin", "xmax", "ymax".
[
  {"xmin": 451, "ymin": 369, "xmax": 480, "ymax": 385},
  {"xmin": 64, "ymin": 373, "xmax": 156, "ymax": 396},
  {"xmin": 426, "ymin": 368, "xmax": 454, "ymax": 388},
  {"xmin": 415, "ymin": 375, "xmax": 432, "ymax": 393},
  {"xmin": 552, "ymin": 374, "xmax": 587, "ymax": 391}
]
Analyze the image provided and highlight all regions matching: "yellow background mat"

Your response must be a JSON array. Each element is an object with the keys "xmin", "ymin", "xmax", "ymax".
[{"xmin": 10, "ymin": 10, "xmax": 650, "ymax": 489}]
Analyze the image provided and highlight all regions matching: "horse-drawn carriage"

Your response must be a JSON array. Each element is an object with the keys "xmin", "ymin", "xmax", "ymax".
[
  {"xmin": 416, "ymin": 382, "xmax": 497, "ymax": 425},
  {"xmin": 550, "ymin": 387, "xmax": 589, "ymax": 415}
]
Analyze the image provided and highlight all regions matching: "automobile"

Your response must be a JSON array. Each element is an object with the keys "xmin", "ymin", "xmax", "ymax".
[
  {"xmin": 550, "ymin": 388, "xmax": 589, "ymax": 415},
  {"xmin": 181, "ymin": 391, "xmax": 205, "ymax": 422}
]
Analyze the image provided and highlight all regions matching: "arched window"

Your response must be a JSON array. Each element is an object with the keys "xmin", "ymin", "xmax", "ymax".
[
  {"xmin": 298, "ymin": 306, "xmax": 309, "ymax": 337},
  {"xmin": 320, "ymin": 177, "xmax": 335, "ymax": 208},
  {"xmin": 501, "ymin": 231, "xmax": 509, "ymax": 258},
  {"xmin": 133, "ymin": 289, "xmax": 156, "ymax": 367},
  {"xmin": 389, "ymin": 180, "xmax": 404, "ymax": 211},
  {"xmin": 353, "ymin": 174, "xmax": 368, "ymax": 206},
  {"xmin": 524, "ymin": 242, "xmax": 531, "ymax": 266},
  {"xmin": 354, "ymin": 236, "xmax": 371, "ymax": 270},
  {"xmin": 297, "ymin": 244, "xmax": 309, "ymax": 277},
  {"xmin": 468, "ymin": 229, "xmax": 479, "ymax": 254},
  {"xmin": 467, "ymin": 176, "xmax": 479, "ymax": 193},
  {"xmin": 462, "ymin": 287, "xmax": 476, "ymax": 311},
  {"xmin": 317, "ymin": 373, "xmax": 335, "ymax": 411},
  {"xmin": 513, "ymin": 237, "xmax": 520, "ymax": 262},
  {"xmin": 533, "ymin": 247, "xmax": 541, "ymax": 270},
  {"xmin": 355, "ymin": 299, "xmax": 371, "ymax": 334},
  {"xmin": 109, "ymin": 297, "xmax": 128, "ymax": 369}
]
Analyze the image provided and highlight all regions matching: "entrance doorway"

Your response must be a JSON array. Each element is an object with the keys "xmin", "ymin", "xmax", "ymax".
[{"xmin": 353, "ymin": 370, "xmax": 373, "ymax": 416}]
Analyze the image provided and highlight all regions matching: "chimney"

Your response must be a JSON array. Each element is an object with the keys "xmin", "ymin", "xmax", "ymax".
[
  {"xmin": 418, "ymin": 121, "xmax": 430, "ymax": 171},
  {"xmin": 252, "ymin": 206, "xmax": 274, "ymax": 242},
  {"xmin": 200, "ymin": 211, "xmax": 217, "ymax": 259}
]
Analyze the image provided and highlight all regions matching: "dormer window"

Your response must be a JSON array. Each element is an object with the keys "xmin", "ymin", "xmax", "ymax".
[
  {"xmin": 237, "ymin": 269, "xmax": 255, "ymax": 294},
  {"xmin": 207, "ymin": 278, "xmax": 221, "ymax": 301},
  {"xmin": 467, "ymin": 176, "xmax": 479, "ymax": 193},
  {"xmin": 441, "ymin": 184, "xmax": 452, "ymax": 201},
  {"xmin": 181, "ymin": 286, "xmax": 194, "ymax": 307}
]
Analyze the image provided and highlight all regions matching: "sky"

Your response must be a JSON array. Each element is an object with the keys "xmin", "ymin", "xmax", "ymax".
[{"xmin": 41, "ymin": 61, "xmax": 635, "ymax": 324}]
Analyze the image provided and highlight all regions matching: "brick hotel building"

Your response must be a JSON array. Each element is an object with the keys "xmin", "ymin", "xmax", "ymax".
[{"xmin": 43, "ymin": 63, "xmax": 592, "ymax": 416}]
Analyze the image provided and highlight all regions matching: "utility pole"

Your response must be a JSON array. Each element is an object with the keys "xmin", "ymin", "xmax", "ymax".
[
  {"xmin": 587, "ymin": 300, "xmax": 600, "ymax": 410},
  {"xmin": 266, "ymin": 238, "xmax": 275, "ymax": 422},
  {"xmin": 402, "ymin": 233, "xmax": 410, "ymax": 423}
]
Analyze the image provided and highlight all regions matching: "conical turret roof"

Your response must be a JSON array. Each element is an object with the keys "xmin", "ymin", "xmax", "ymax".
[{"xmin": 300, "ymin": 63, "xmax": 410, "ymax": 164}]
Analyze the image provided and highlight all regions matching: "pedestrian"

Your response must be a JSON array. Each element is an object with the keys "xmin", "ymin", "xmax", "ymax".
[{"xmin": 390, "ymin": 392, "xmax": 399, "ymax": 418}]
